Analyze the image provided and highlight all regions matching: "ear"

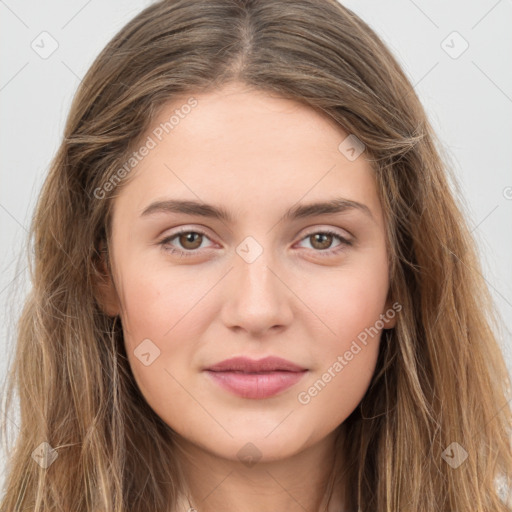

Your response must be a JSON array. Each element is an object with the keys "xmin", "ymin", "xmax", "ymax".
[
  {"xmin": 93, "ymin": 240, "xmax": 121, "ymax": 318},
  {"xmin": 381, "ymin": 294, "xmax": 398, "ymax": 329}
]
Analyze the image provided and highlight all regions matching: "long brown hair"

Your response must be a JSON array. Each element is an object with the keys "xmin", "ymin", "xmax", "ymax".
[{"xmin": 1, "ymin": 1, "xmax": 511, "ymax": 510}]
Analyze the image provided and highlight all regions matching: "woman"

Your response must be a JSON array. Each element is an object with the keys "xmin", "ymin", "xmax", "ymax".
[{"xmin": 1, "ymin": 1, "xmax": 511, "ymax": 511}]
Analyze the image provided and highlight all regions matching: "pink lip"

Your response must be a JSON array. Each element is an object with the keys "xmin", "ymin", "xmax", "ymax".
[
  {"xmin": 206, "ymin": 356, "xmax": 307, "ymax": 373},
  {"xmin": 204, "ymin": 356, "xmax": 308, "ymax": 399}
]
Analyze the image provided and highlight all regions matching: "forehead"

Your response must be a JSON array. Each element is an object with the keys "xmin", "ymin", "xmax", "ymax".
[{"xmin": 111, "ymin": 83, "xmax": 383, "ymax": 227}]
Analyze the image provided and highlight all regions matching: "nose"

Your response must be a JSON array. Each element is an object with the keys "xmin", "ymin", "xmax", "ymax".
[{"xmin": 220, "ymin": 246, "xmax": 294, "ymax": 337}]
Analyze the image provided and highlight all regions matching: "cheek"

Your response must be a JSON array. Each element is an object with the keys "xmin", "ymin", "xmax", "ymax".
[
  {"xmin": 302, "ymin": 251, "xmax": 390, "ymax": 344},
  {"xmin": 116, "ymin": 261, "xmax": 227, "ymax": 399},
  {"xmin": 118, "ymin": 260, "xmax": 215, "ymax": 344},
  {"xmin": 295, "ymin": 285, "xmax": 385, "ymax": 428},
  {"xmin": 293, "ymin": 254, "xmax": 388, "ymax": 410},
  {"xmin": 117, "ymin": 267, "xmax": 210, "ymax": 416}
]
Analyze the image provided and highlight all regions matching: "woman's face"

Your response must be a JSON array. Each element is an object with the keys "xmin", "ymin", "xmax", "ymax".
[{"xmin": 100, "ymin": 81, "xmax": 396, "ymax": 462}]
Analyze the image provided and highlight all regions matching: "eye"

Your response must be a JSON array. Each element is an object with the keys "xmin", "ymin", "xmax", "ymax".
[
  {"xmin": 159, "ymin": 228, "xmax": 214, "ymax": 257},
  {"xmin": 295, "ymin": 229, "xmax": 352, "ymax": 256},
  {"xmin": 158, "ymin": 227, "xmax": 352, "ymax": 258}
]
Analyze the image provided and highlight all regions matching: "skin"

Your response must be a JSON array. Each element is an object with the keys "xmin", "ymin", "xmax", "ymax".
[{"xmin": 97, "ymin": 81, "xmax": 396, "ymax": 512}]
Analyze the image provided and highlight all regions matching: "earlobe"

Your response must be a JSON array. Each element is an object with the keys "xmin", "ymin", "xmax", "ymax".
[
  {"xmin": 382, "ymin": 313, "xmax": 396, "ymax": 329},
  {"xmin": 93, "ymin": 241, "xmax": 121, "ymax": 318}
]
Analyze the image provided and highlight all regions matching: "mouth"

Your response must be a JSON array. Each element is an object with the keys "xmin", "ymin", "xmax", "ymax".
[
  {"xmin": 205, "ymin": 355, "xmax": 307, "ymax": 373},
  {"xmin": 204, "ymin": 356, "xmax": 308, "ymax": 399}
]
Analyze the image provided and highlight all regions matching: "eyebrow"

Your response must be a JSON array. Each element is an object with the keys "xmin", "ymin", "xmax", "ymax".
[{"xmin": 140, "ymin": 197, "xmax": 374, "ymax": 222}]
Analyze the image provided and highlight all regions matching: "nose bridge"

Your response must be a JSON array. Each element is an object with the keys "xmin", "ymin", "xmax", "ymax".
[
  {"xmin": 222, "ymin": 235, "xmax": 293, "ymax": 334},
  {"xmin": 239, "ymin": 251, "xmax": 277, "ymax": 301}
]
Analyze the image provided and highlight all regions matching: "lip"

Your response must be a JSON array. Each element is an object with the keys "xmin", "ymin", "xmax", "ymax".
[
  {"xmin": 204, "ymin": 356, "xmax": 308, "ymax": 399},
  {"xmin": 205, "ymin": 356, "xmax": 307, "ymax": 373}
]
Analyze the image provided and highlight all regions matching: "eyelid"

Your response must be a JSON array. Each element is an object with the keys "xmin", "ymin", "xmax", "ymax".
[
  {"xmin": 159, "ymin": 226, "xmax": 218, "ymax": 251},
  {"xmin": 298, "ymin": 225, "xmax": 353, "ymax": 242},
  {"xmin": 293, "ymin": 228, "xmax": 352, "ymax": 255},
  {"xmin": 158, "ymin": 224, "xmax": 353, "ymax": 257}
]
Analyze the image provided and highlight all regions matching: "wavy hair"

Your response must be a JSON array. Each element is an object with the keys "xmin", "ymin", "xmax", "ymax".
[{"xmin": 1, "ymin": 0, "xmax": 511, "ymax": 510}]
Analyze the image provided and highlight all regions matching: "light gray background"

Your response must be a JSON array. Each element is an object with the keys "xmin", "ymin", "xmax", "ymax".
[{"xmin": 1, "ymin": 0, "xmax": 511, "ymax": 489}]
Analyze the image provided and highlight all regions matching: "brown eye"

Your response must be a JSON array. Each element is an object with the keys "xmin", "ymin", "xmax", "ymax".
[
  {"xmin": 296, "ymin": 229, "xmax": 352, "ymax": 256},
  {"xmin": 177, "ymin": 232, "xmax": 203, "ymax": 250},
  {"xmin": 159, "ymin": 229, "xmax": 213, "ymax": 257},
  {"xmin": 309, "ymin": 233, "xmax": 334, "ymax": 250}
]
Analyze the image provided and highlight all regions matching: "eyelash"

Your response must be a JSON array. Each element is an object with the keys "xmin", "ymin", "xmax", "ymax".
[{"xmin": 159, "ymin": 228, "xmax": 352, "ymax": 258}]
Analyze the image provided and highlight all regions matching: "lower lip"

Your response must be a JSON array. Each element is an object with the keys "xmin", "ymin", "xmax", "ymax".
[{"xmin": 204, "ymin": 370, "xmax": 307, "ymax": 399}]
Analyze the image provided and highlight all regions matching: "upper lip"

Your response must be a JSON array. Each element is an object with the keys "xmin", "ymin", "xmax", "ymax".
[{"xmin": 205, "ymin": 356, "xmax": 307, "ymax": 373}]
